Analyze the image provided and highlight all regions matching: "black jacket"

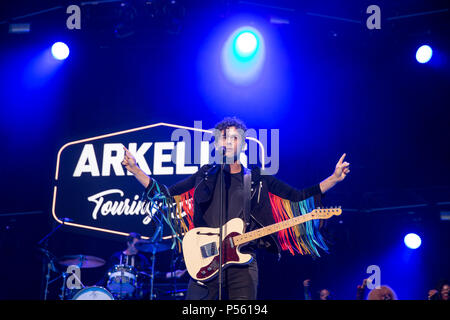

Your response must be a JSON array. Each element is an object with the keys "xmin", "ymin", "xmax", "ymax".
[{"xmin": 146, "ymin": 163, "xmax": 323, "ymax": 256}]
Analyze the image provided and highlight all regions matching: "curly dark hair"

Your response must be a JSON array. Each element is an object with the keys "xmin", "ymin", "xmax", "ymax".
[{"xmin": 214, "ymin": 116, "xmax": 247, "ymax": 141}]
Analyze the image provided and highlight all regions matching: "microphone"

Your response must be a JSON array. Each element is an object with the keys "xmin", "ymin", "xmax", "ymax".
[
  {"xmin": 215, "ymin": 146, "xmax": 226, "ymax": 163},
  {"xmin": 217, "ymin": 146, "xmax": 226, "ymax": 155}
]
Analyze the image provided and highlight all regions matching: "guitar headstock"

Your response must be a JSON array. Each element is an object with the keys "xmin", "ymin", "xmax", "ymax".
[{"xmin": 311, "ymin": 206, "xmax": 342, "ymax": 219}]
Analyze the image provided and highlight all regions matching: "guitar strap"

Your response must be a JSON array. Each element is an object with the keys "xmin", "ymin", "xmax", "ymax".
[{"xmin": 243, "ymin": 166, "xmax": 252, "ymax": 228}]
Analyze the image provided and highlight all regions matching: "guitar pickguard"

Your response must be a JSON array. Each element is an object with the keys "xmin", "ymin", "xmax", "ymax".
[{"xmin": 196, "ymin": 232, "xmax": 240, "ymax": 280}]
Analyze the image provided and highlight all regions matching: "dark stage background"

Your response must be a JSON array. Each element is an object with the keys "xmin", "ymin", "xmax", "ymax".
[{"xmin": 0, "ymin": 0, "xmax": 449, "ymax": 300}]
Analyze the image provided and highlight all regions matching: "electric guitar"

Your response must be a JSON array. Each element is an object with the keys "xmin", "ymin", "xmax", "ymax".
[{"xmin": 182, "ymin": 207, "xmax": 342, "ymax": 281}]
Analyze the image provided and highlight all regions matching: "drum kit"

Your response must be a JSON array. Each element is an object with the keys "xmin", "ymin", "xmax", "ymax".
[
  {"xmin": 38, "ymin": 212, "xmax": 186, "ymax": 300},
  {"xmin": 41, "ymin": 240, "xmax": 181, "ymax": 300}
]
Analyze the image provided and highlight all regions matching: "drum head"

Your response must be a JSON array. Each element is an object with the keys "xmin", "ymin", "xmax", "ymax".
[
  {"xmin": 72, "ymin": 286, "xmax": 114, "ymax": 300},
  {"xmin": 107, "ymin": 265, "xmax": 137, "ymax": 294}
]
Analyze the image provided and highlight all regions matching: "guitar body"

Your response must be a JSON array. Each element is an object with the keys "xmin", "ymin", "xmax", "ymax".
[
  {"xmin": 182, "ymin": 218, "xmax": 253, "ymax": 282},
  {"xmin": 182, "ymin": 207, "xmax": 341, "ymax": 282}
]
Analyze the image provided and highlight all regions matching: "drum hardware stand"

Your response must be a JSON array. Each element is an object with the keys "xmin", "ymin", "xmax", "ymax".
[
  {"xmin": 141, "ymin": 184, "xmax": 180, "ymax": 300},
  {"xmin": 149, "ymin": 221, "xmax": 163, "ymax": 301},
  {"xmin": 37, "ymin": 218, "xmax": 71, "ymax": 300},
  {"xmin": 59, "ymin": 260, "xmax": 85, "ymax": 300},
  {"xmin": 60, "ymin": 273, "xmax": 68, "ymax": 300},
  {"xmin": 169, "ymin": 250, "xmax": 182, "ymax": 298},
  {"xmin": 39, "ymin": 251, "xmax": 59, "ymax": 300},
  {"xmin": 218, "ymin": 150, "xmax": 227, "ymax": 300},
  {"xmin": 138, "ymin": 202, "xmax": 166, "ymax": 301}
]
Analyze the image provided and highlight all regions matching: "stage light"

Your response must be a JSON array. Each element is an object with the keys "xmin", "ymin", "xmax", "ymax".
[
  {"xmin": 234, "ymin": 30, "xmax": 258, "ymax": 60},
  {"xmin": 404, "ymin": 233, "xmax": 421, "ymax": 249},
  {"xmin": 51, "ymin": 42, "xmax": 70, "ymax": 60},
  {"xmin": 415, "ymin": 45, "xmax": 432, "ymax": 64},
  {"xmin": 221, "ymin": 26, "xmax": 265, "ymax": 85}
]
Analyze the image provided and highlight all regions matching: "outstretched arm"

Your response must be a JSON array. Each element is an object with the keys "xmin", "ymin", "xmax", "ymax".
[
  {"xmin": 319, "ymin": 153, "xmax": 350, "ymax": 193},
  {"xmin": 122, "ymin": 146, "xmax": 151, "ymax": 188},
  {"xmin": 122, "ymin": 145, "xmax": 200, "ymax": 196},
  {"xmin": 265, "ymin": 153, "xmax": 350, "ymax": 201}
]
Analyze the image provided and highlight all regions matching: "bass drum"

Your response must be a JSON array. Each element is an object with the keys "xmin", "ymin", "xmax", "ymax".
[
  {"xmin": 107, "ymin": 264, "xmax": 137, "ymax": 297},
  {"xmin": 72, "ymin": 286, "xmax": 114, "ymax": 300}
]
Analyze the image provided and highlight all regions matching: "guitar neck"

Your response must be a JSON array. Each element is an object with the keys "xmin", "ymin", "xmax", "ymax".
[{"xmin": 233, "ymin": 212, "xmax": 315, "ymax": 246}]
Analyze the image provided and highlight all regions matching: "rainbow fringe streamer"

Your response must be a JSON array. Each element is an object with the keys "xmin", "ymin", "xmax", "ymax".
[
  {"xmin": 268, "ymin": 192, "xmax": 328, "ymax": 257},
  {"xmin": 144, "ymin": 181, "xmax": 328, "ymax": 257},
  {"xmin": 172, "ymin": 188, "xmax": 195, "ymax": 233},
  {"xmin": 144, "ymin": 182, "xmax": 195, "ymax": 253}
]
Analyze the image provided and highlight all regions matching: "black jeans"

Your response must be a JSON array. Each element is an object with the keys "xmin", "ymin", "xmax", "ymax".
[{"xmin": 185, "ymin": 257, "xmax": 258, "ymax": 300}]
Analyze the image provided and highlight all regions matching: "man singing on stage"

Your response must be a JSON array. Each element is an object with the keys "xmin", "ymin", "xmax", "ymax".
[{"xmin": 122, "ymin": 117, "xmax": 350, "ymax": 300}]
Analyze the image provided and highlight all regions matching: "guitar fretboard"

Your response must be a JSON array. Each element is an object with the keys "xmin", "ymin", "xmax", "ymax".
[{"xmin": 233, "ymin": 208, "xmax": 340, "ymax": 246}]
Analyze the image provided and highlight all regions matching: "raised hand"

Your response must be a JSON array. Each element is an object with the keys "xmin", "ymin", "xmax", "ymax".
[
  {"xmin": 333, "ymin": 153, "xmax": 350, "ymax": 182},
  {"xmin": 122, "ymin": 146, "xmax": 138, "ymax": 173},
  {"xmin": 121, "ymin": 146, "xmax": 151, "ymax": 188}
]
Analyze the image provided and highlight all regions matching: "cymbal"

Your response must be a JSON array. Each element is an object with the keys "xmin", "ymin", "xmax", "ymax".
[
  {"xmin": 134, "ymin": 240, "xmax": 171, "ymax": 253},
  {"xmin": 58, "ymin": 255, "xmax": 106, "ymax": 268}
]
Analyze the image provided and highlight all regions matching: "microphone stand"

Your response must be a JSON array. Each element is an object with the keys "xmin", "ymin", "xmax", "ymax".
[
  {"xmin": 37, "ymin": 219, "xmax": 66, "ymax": 247},
  {"xmin": 218, "ymin": 147, "xmax": 228, "ymax": 300},
  {"xmin": 219, "ymin": 163, "xmax": 224, "ymax": 300},
  {"xmin": 218, "ymin": 161, "xmax": 224, "ymax": 300}
]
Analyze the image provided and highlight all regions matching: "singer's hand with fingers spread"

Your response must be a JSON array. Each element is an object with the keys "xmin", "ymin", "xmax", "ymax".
[
  {"xmin": 122, "ymin": 146, "xmax": 138, "ymax": 173},
  {"xmin": 333, "ymin": 153, "xmax": 350, "ymax": 182},
  {"xmin": 122, "ymin": 146, "xmax": 151, "ymax": 188}
]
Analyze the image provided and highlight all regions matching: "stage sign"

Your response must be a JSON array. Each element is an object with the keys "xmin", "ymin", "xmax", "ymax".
[{"xmin": 52, "ymin": 122, "xmax": 268, "ymax": 240}]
